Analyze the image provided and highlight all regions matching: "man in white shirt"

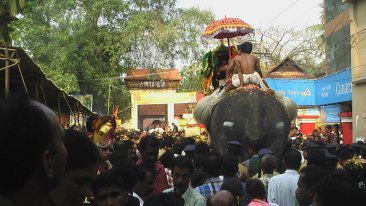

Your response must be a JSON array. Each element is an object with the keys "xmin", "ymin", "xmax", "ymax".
[
  {"xmin": 268, "ymin": 149, "xmax": 302, "ymax": 206},
  {"xmin": 164, "ymin": 156, "xmax": 205, "ymax": 206}
]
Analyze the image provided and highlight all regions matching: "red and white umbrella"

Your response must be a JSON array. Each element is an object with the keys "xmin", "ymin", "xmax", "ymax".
[{"xmin": 203, "ymin": 17, "xmax": 254, "ymax": 58}]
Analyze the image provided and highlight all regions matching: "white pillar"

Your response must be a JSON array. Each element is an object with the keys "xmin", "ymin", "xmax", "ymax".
[{"xmin": 167, "ymin": 103, "xmax": 174, "ymax": 126}]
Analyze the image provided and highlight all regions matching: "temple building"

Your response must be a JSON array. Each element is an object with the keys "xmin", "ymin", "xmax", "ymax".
[{"xmin": 124, "ymin": 69, "xmax": 199, "ymax": 131}]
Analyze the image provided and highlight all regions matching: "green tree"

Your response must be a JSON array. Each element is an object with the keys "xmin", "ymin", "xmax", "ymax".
[
  {"xmin": 10, "ymin": 0, "xmax": 213, "ymax": 116},
  {"xmin": 257, "ymin": 25, "xmax": 325, "ymax": 75},
  {"xmin": 0, "ymin": 0, "xmax": 26, "ymax": 45},
  {"xmin": 177, "ymin": 61, "xmax": 204, "ymax": 92}
]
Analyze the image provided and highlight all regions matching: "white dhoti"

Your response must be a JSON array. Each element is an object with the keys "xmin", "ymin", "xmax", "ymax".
[{"xmin": 232, "ymin": 72, "xmax": 268, "ymax": 90}]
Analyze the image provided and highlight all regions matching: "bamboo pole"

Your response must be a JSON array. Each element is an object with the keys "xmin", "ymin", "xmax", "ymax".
[
  {"xmin": 5, "ymin": 47, "xmax": 9, "ymax": 97},
  {"xmin": 107, "ymin": 80, "xmax": 111, "ymax": 115}
]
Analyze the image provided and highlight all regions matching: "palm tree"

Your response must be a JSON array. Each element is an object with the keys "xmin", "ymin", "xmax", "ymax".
[{"xmin": 0, "ymin": 0, "xmax": 26, "ymax": 45}]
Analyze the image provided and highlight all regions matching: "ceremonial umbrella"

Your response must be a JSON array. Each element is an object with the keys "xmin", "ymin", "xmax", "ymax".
[{"xmin": 203, "ymin": 17, "xmax": 254, "ymax": 58}]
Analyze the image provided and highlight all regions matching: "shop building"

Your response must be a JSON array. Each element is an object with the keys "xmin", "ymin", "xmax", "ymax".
[{"xmin": 265, "ymin": 58, "xmax": 353, "ymax": 143}]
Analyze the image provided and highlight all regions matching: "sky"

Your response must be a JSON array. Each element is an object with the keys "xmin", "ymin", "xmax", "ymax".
[{"xmin": 176, "ymin": 0, "xmax": 323, "ymax": 29}]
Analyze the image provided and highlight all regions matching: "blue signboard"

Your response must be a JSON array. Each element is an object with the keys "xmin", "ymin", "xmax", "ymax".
[
  {"xmin": 320, "ymin": 105, "xmax": 341, "ymax": 123},
  {"xmin": 265, "ymin": 78, "xmax": 316, "ymax": 105},
  {"xmin": 265, "ymin": 68, "xmax": 352, "ymax": 106},
  {"xmin": 315, "ymin": 68, "xmax": 352, "ymax": 105}
]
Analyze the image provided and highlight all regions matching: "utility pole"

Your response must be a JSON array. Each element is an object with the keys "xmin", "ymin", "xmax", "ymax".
[
  {"xmin": 107, "ymin": 80, "xmax": 111, "ymax": 115},
  {"xmin": 4, "ymin": 47, "xmax": 9, "ymax": 97}
]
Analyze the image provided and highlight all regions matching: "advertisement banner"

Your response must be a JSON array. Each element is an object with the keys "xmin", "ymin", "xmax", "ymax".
[{"xmin": 320, "ymin": 105, "xmax": 341, "ymax": 123}]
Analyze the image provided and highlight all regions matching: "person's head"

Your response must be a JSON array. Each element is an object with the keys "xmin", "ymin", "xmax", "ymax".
[
  {"xmin": 146, "ymin": 192, "xmax": 184, "ymax": 206},
  {"xmin": 191, "ymin": 168, "xmax": 206, "ymax": 188},
  {"xmin": 194, "ymin": 142, "xmax": 210, "ymax": 169},
  {"xmin": 221, "ymin": 178, "xmax": 243, "ymax": 204},
  {"xmin": 207, "ymin": 190, "xmax": 235, "ymax": 206},
  {"xmin": 337, "ymin": 146, "xmax": 354, "ymax": 167},
  {"xmin": 159, "ymin": 150, "xmax": 174, "ymax": 169},
  {"xmin": 222, "ymin": 153, "xmax": 239, "ymax": 177},
  {"xmin": 196, "ymin": 142, "xmax": 210, "ymax": 154},
  {"xmin": 109, "ymin": 149, "xmax": 128, "ymax": 165},
  {"xmin": 237, "ymin": 42, "xmax": 252, "ymax": 54},
  {"xmin": 332, "ymin": 123, "xmax": 340, "ymax": 131},
  {"xmin": 312, "ymin": 129, "xmax": 319, "ymax": 136},
  {"xmin": 325, "ymin": 152, "xmax": 338, "ymax": 172},
  {"xmin": 203, "ymin": 151, "xmax": 223, "ymax": 178},
  {"xmin": 296, "ymin": 166, "xmax": 324, "ymax": 206},
  {"xmin": 152, "ymin": 120, "xmax": 161, "ymax": 128},
  {"xmin": 135, "ymin": 165, "xmax": 155, "ymax": 197},
  {"xmin": 162, "ymin": 137, "xmax": 173, "ymax": 149},
  {"xmin": 53, "ymin": 129, "xmax": 99, "ymax": 204},
  {"xmin": 248, "ymin": 139, "xmax": 263, "ymax": 157},
  {"xmin": 307, "ymin": 149, "xmax": 326, "ymax": 168},
  {"xmin": 172, "ymin": 143, "xmax": 184, "ymax": 156},
  {"xmin": 112, "ymin": 159, "xmax": 138, "ymax": 192},
  {"xmin": 227, "ymin": 141, "xmax": 242, "ymax": 157},
  {"xmin": 325, "ymin": 125, "xmax": 332, "ymax": 131},
  {"xmin": 171, "ymin": 156, "xmax": 194, "ymax": 196},
  {"xmin": 0, "ymin": 95, "xmax": 67, "ymax": 196},
  {"xmin": 343, "ymin": 159, "xmax": 364, "ymax": 183},
  {"xmin": 123, "ymin": 140, "xmax": 137, "ymax": 161},
  {"xmin": 313, "ymin": 171, "xmax": 361, "ymax": 206},
  {"xmin": 261, "ymin": 154, "xmax": 277, "ymax": 174},
  {"xmin": 99, "ymin": 145, "xmax": 113, "ymax": 162},
  {"xmin": 91, "ymin": 173, "xmax": 128, "ymax": 206},
  {"xmin": 325, "ymin": 143, "xmax": 337, "ymax": 155},
  {"xmin": 246, "ymin": 179, "xmax": 266, "ymax": 201},
  {"xmin": 284, "ymin": 149, "xmax": 302, "ymax": 170},
  {"xmin": 181, "ymin": 137, "xmax": 196, "ymax": 148},
  {"xmin": 138, "ymin": 135, "xmax": 160, "ymax": 167}
]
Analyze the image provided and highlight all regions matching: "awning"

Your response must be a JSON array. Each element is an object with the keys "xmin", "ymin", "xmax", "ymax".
[{"xmin": 0, "ymin": 46, "xmax": 94, "ymax": 115}]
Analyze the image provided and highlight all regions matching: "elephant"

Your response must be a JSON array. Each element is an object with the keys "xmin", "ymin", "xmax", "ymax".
[{"xmin": 195, "ymin": 87, "xmax": 296, "ymax": 163}]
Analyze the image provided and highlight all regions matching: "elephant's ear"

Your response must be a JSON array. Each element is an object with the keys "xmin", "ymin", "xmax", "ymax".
[
  {"xmin": 194, "ymin": 90, "xmax": 225, "ymax": 126},
  {"xmin": 273, "ymin": 92, "xmax": 297, "ymax": 121}
]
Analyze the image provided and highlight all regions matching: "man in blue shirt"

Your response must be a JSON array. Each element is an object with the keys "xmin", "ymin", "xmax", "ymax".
[{"xmin": 195, "ymin": 151, "xmax": 223, "ymax": 200}]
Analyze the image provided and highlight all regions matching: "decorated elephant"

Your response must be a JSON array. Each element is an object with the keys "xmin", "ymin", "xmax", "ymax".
[{"xmin": 194, "ymin": 86, "xmax": 297, "ymax": 162}]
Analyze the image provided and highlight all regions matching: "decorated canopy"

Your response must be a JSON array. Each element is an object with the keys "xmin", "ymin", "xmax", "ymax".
[{"xmin": 203, "ymin": 17, "xmax": 254, "ymax": 39}]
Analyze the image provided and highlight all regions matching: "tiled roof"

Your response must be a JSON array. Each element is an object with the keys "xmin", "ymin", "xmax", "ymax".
[
  {"xmin": 264, "ymin": 57, "xmax": 316, "ymax": 79},
  {"xmin": 124, "ymin": 69, "xmax": 182, "ymax": 81}
]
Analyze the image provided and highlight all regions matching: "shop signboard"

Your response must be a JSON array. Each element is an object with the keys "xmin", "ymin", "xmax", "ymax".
[
  {"xmin": 265, "ymin": 68, "xmax": 351, "ymax": 106},
  {"xmin": 132, "ymin": 91, "xmax": 196, "ymax": 105},
  {"xmin": 265, "ymin": 78, "xmax": 316, "ymax": 105},
  {"xmin": 320, "ymin": 105, "xmax": 341, "ymax": 123},
  {"xmin": 315, "ymin": 68, "xmax": 352, "ymax": 105},
  {"xmin": 297, "ymin": 108, "xmax": 320, "ymax": 116}
]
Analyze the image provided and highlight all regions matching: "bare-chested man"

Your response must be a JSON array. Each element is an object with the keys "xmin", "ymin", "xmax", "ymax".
[{"xmin": 226, "ymin": 42, "xmax": 269, "ymax": 91}]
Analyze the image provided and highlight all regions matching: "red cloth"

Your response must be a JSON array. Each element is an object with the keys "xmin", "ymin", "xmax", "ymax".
[
  {"xmin": 136, "ymin": 159, "xmax": 169, "ymax": 193},
  {"xmin": 248, "ymin": 199, "xmax": 270, "ymax": 206}
]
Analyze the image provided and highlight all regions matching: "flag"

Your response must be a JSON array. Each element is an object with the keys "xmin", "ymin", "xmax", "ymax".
[{"xmin": 113, "ymin": 105, "xmax": 119, "ymax": 120}]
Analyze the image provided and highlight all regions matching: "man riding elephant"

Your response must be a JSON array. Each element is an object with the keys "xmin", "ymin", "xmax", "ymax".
[
  {"xmin": 223, "ymin": 42, "xmax": 273, "ymax": 93},
  {"xmin": 194, "ymin": 42, "xmax": 297, "ymax": 162}
]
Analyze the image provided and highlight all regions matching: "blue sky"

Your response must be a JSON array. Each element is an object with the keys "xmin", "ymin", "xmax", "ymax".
[{"xmin": 177, "ymin": 0, "xmax": 323, "ymax": 29}]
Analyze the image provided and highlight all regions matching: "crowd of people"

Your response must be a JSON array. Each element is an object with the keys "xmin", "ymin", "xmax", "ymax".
[{"xmin": 1, "ymin": 95, "xmax": 366, "ymax": 206}]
